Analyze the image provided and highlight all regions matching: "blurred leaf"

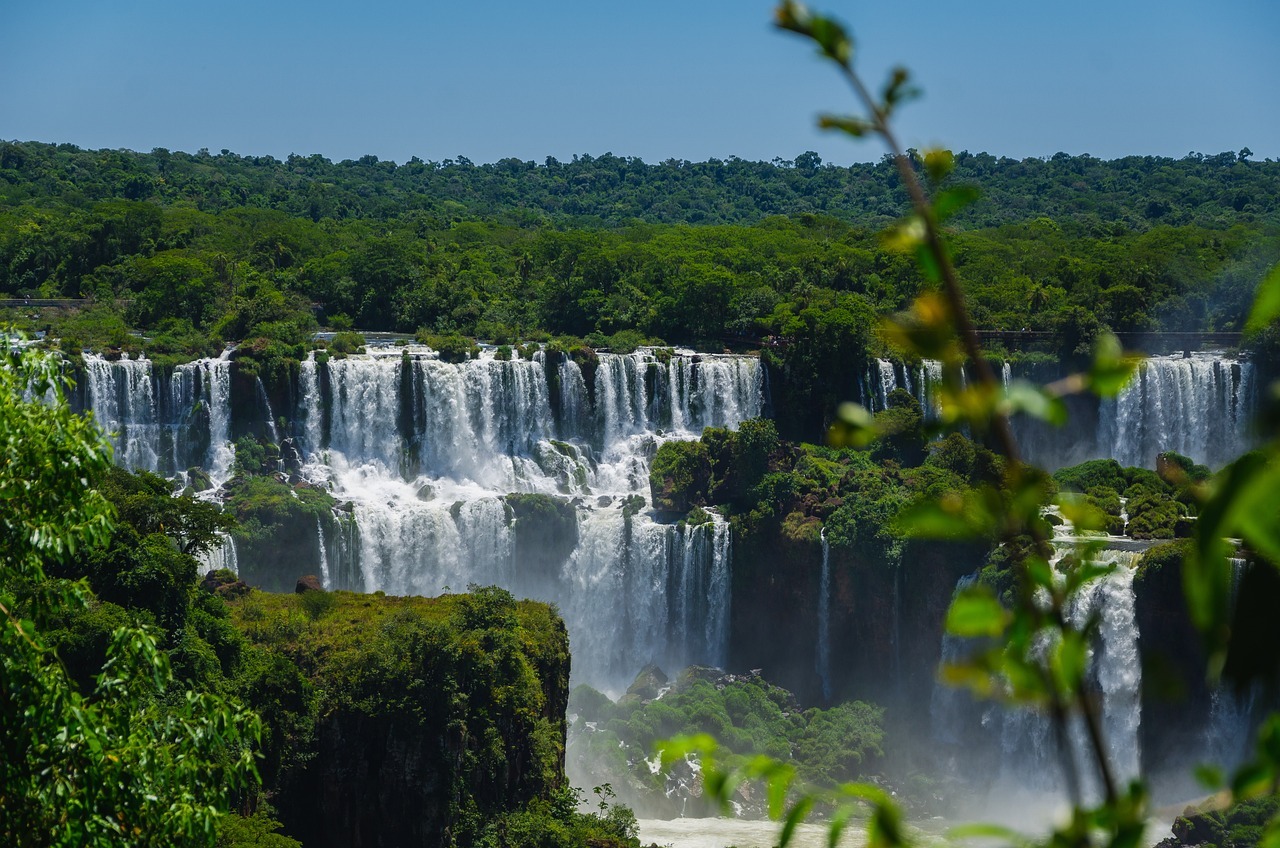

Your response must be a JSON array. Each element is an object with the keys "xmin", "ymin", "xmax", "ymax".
[
  {"xmin": 898, "ymin": 496, "xmax": 984, "ymax": 539},
  {"xmin": 933, "ymin": 185, "xmax": 981, "ymax": 222},
  {"xmin": 827, "ymin": 806, "xmax": 854, "ymax": 848},
  {"xmin": 1002, "ymin": 380, "xmax": 1068, "ymax": 426},
  {"xmin": 947, "ymin": 821, "xmax": 1026, "ymax": 844},
  {"xmin": 883, "ymin": 67, "xmax": 919, "ymax": 114},
  {"xmin": 1194, "ymin": 764, "xmax": 1224, "ymax": 789},
  {"xmin": 1086, "ymin": 333, "xmax": 1139, "ymax": 398},
  {"xmin": 1058, "ymin": 493, "xmax": 1108, "ymax": 533},
  {"xmin": 819, "ymin": 114, "xmax": 875, "ymax": 138},
  {"xmin": 779, "ymin": 796, "xmax": 814, "ymax": 848},
  {"xmin": 1027, "ymin": 557, "xmax": 1055, "ymax": 590},
  {"xmin": 913, "ymin": 242, "xmax": 943, "ymax": 283},
  {"xmin": 1246, "ymin": 262, "xmax": 1280, "ymax": 334},
  {"xmin": 922, "ymin": 148, "xmax": 954, "ymax": 184},
  {"xmin": 1231, "ymin": 760, "xmax": 1273, "ymax": 799},
  {"xmin": 869, "ymin": 798, "xmax": 906, "ymax": 848},
  {"xmin": 657, "ymin": 733, "xmax": 717, "ymax": 768},
  {"xmin": 828, "ymin": 402, "xmax": 878, "ymax": 448},
  {"xmin": 881, "ymin": 216, "xmax": 926, "ymax": 253},
  {"xmin": 946, "ymin": 588, "xmax": 1010, "ymax": 638},
  {"xmin": 1050, "ymin": 629, "xmax": 1088, "ymax": 697}
]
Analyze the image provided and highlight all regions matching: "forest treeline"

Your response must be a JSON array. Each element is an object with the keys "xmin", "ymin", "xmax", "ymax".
[{"xmin": 3, "ymin": 140, "xmax": 1277, "ymax": 229}]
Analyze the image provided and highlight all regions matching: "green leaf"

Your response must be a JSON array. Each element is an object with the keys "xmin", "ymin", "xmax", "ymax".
[
  {"xmin": 897, "ymin": 499, "xmax": 981, "ymax": 540},
  {"xmin": 1231, "ymin": 760, "xmax": 1273, "ymax": 799},
  {"xmin": 947, "ymin": 821, "xmax": 1025, "ymax": 843},
  {"xmin": 946, "ymin": 588, "xmax": 1009, "ymax": 638},
  {"xmin": 933, "ymin": 185, "xmax": 981, "ymax": 221},
  {"xmin": 1002, "ymin": 380, "xmax": 1068, "ymax": 426},
  {"xmin": 1050, "ymin": 629, "xmax": 1088, "ymax": 697},
  {"xmin": 880, "ymin": 216, "xmax": 926, "ymax": 253},
  {"xmin": 819, "ymin": 114, "xmax": 875, "ymax": 138},
  {"xmin": 1086, "ymin": 333, "xmax": 1139, "ymax": 398},
  {"xmin": 922, "ymin": 147, "xmax": 954, "ymax": 184},
  {"xmin": 779, "ymin": 796, "xmax": 814, "ymax": 848},
  {"xmin": 1194, "ymin": 764, "xmax": 1224, "ymax": 789},
  {"xmin": 1246, "ymin": 262, "xmax": 1280, "ymax": 334},
  {"xmin": 883, "ymin": 67, "xmax": 920, "ymax": 115}
]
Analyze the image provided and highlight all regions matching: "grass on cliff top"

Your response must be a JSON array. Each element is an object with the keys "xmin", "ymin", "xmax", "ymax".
[{"xmin": 227, "ymin": 588, "xmax": 568, "ymax": 684}]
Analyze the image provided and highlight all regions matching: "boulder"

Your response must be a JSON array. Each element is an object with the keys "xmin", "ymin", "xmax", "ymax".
[{"xmin": 296, "ymin": 574, "xmax": 325, "ymax": 594}]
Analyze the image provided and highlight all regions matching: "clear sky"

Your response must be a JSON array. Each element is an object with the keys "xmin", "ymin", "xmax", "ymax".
[{"xmin": 3, "ymin": 1, "xmax": 1277, "ymax": 166}]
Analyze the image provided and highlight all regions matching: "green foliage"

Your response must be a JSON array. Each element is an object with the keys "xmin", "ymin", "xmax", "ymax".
[
  {"xmin": 416, "ymin": 330, "xmax": 479, "ymax": 362},
  {"xmin": 327, "ymin": 330, "xmax": 365, "ymax": 354},
  {"xmin": 0, "ymin": 339, "xmax": 260, "ymax": 847},
  {"xmin": 227, "ymin": 586, "xmax": 574, "ymax": 844},
  {"xmin": 215, "ymin": 808, "xmax": 301, "ymax": 848},
  {"xmin": 649, "ymin": 439, "xmax": 712, "ymax": 512},
  {"xmin": 582, "ymin": 670, "xmax": 882, "ymax": 800}
]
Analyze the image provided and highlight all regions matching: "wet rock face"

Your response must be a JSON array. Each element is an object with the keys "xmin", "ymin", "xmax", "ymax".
[{"xmin": 729, "ymin": 528, "xmax": 980, "ymax": 718}]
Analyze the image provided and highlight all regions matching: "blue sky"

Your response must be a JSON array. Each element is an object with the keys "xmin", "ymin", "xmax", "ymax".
[{"xmin": 3, "ymin": 1, "xmax": 1277, "ymax": 165}]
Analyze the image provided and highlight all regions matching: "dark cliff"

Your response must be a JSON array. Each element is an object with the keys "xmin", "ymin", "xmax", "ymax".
[{"xmin": 228, "ymin": 587, "xmax": 571, "ymax": 848}]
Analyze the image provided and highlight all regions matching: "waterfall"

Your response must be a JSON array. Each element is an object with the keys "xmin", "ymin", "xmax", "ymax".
[
  {"xmin": 298, "ymin": 352, "xmax": 323, "ymax": 455},
  {"xmin": 816, "ymin": 529, "xmax": 832, "ymax": 701},
  {"xmin": 77, "ymin": 342, "xmax": 764, "ymax": 691},
  {"xmin": 1202, "ymin": 557, "xmax": 1259, "ymax": 771},
  {"xmin": 84, "ymin": 353, "xmax": 159, "ymax": 472},
  {"xmin": 197, "ymin": 532, "xmax": 239, "ymax": 576},
  {"xmin": 932, "ymin": 552, "xmax": 1143, "ymax": 807},
  {"xmin": 290, "ymin": 344, "xmax": 763, "ymax": 691},
  {"xmin": 930, "ymin": 573, "xmax": 979, "ymax": 747},
  {"xmin": 1098, "ymin": 354, "xmax": 1253, "ymax": 468},
  {"xmin": 1071, "ymin": 557, "xmax": 1142, "ymax": 786},
  {"xmin": 83, "ymin": 350, "xmax": 233, "ymax": 484},
  {"xmin": 989, "ymin": 551, "xmax": 1142, "ymax": 800},
  {"xmin": 316, "ymin": 517, "xmax": 331, "ymax": 588},
  {"xmin": 254, "ymin": 375, "xmax": 280, "ymax": 445}
]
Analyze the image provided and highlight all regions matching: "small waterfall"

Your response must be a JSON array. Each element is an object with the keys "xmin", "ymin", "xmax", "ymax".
[
  {"xmin": 193, "ymin": 350, "xmax": 234, "ymax": 486},
  {"xmin": 83, "ymin": 350, "xmax": 233, "ymax": 483},
  {"xmin": 1202, "ymin": 557, "xmax": 1258, "ymax": 771},
  {"xmin": 84, "ymin": 353, "xmax": 159, "ymax": 471},
  {"xmin": 704, "ymin": 512, "xmax": 732, "ymax": 669},
  {"xmin": 197, "ymin": 532, "xmax": 239, "ymax": 576},
  {"xmin": 316, "ymin": 517, "xmax": 331, "ymax": 588},
  {"xmin": 816, "ymin": 529, "xmax": 832, "ymax": 701},
  {"xmin": 298, "ymin": 352, "xmax": 323, "ymax": 455},
  {"xmin": 930, "ymin": 573, "xmax": 979, "ymax": 747},
  {"xmin": 1072, "ymin": 557, "xmax": 1142, "ymax": 786},
  {"xmin": 255, "ymin": 375, "xmax": 280, "ymax": 445},
  {"xmin": 556, "ymin": 354, "xmax": 590, "ymax": 439}
]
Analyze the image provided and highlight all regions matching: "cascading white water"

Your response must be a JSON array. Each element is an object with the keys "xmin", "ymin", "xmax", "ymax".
[
  {"xmin": 930, "ymin": 573, "xmax": 978, "ymax": 748},
  {"xmin": 83, "ymin": 350, "xmax": 235, "ymax": 484},
  {"xmin": 815, "ymin": 529, "xmax": 832, "ymax": 701},
  {"xmin": 316, "ymin": 516, "xmax": 331, "ymax": 588},
  {"xmin": 1098, "ymin": 353, "xmax": 1252, "ymax": 468},
  {"xmin": 185, "ymin": 350, "xmax": 235, "ymax": 486},
  {"xmin": 984, "ymin": 551, "xmax": 1142, "ymax": 802},
  {"xmin": 1070, "ymin": 558, "xmax": 1142, "ymax": 787},
  {"xmin": 297, "ymin": 344, "xmax": 763, "ymax": 691},
  {"xmin": 84, "ymin": 353, "xmax": 159, "ymax": 471},
  {"xmin": 197, "ymin": 532, "xmax": 240, "ymax": 576}
]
